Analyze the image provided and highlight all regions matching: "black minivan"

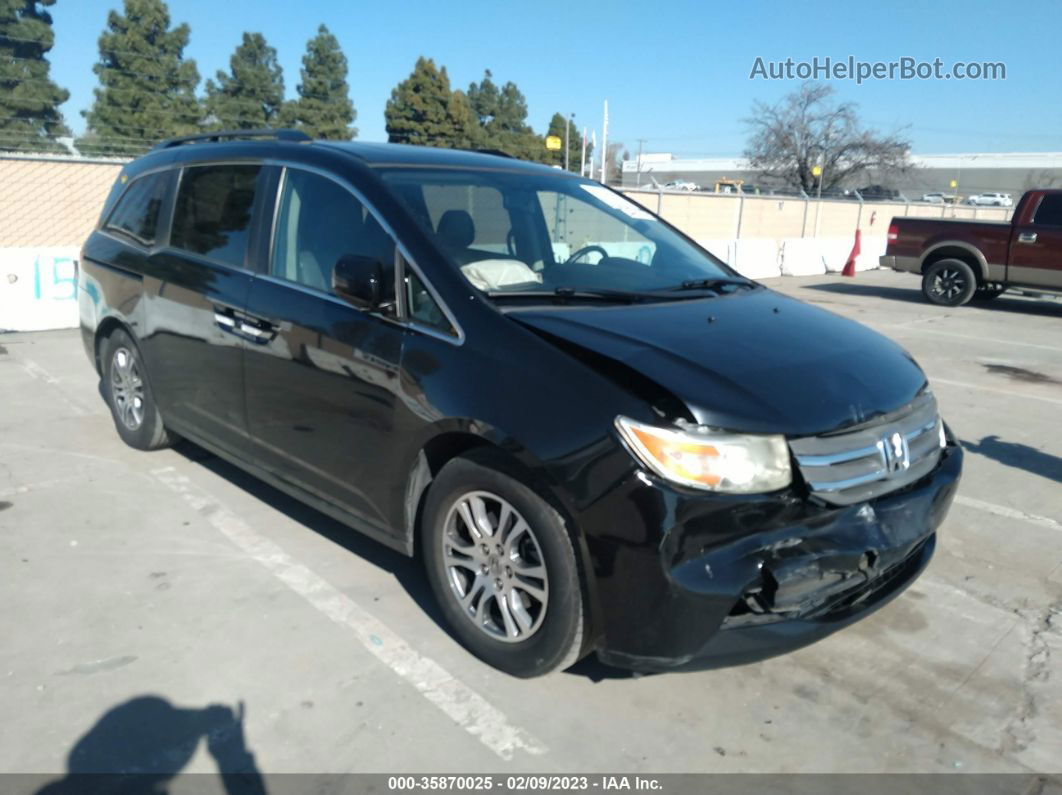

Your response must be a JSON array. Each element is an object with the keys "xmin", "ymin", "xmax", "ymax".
[{"xmin": 79, "ymin": 130, "xmax": 962, "ymax": 677}]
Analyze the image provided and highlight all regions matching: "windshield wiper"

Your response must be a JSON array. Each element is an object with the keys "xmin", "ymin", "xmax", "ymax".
[
  {"xmin": 485, "ymin": 286, "xmax": 661, "ymax": 302},
  {"xmin": 664, "ymin": 278, "xmax": 757, "ymax": 292}
]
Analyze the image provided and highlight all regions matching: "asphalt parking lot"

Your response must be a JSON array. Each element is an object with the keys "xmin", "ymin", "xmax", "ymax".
[{"xmin": 1, "ymin": 269, "xmax": 1060, "ymax": 781}]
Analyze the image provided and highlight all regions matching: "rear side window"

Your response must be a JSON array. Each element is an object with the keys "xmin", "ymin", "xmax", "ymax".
[
  {"xmin": 1033, "ymin": 195, "xmax": 1062, "ymax": 227},
  {"xmin": 105, "ymin": 171, "xmax": 169, "ymax": 246},
  {"xmin": 170, "ymin": 164, "xmax": 261, "ymax": 267}
]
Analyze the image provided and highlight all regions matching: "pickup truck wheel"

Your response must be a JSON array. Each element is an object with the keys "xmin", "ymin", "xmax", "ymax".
[{"xmin": 922, "ymin": 259, "xmax": 977, "ymax": 307}]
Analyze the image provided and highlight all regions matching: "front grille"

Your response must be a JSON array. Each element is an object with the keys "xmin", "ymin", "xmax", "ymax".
[{"xmin": 789, "ymin": 392, "xmax": 943, "ymax": 506}]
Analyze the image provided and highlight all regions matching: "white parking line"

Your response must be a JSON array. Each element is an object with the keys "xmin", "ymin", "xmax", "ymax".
[
  {"xmin": 150, "ymin": 466, "xmax": 546, "ymax": 761},
  {"xmin": 931, "ymin": 378, "xmax": 1062, "ymax": 407},
  {"xmin": 885, "ymin": 325, "xmax": 1062, "ymax": 353},
  {"xmin": 955, "ymin": 495, "xmax": 1061, "ymax": 532}
]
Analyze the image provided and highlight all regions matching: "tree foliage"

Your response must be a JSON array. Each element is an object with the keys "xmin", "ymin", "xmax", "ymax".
[
  {"xmin": 385, "ymin": 56, "xmax": 478, "ymax": 148},
  {"xmin": 79, "ymin": 0, "xmax": 199, "ymax": 156},
  {"xmin": 0, "ymin": 0, "xmax": 70, "ymax": 152},
  {"xmin": 467, "ymin": 70, "xmax": 544, "ymax": 160},
  {"xmin": 545, "ymin": 112, "xmax": 580, "ymax": 171},
  {"xmin": 205, "ymin": 32, "xmax": 283, "ymax": 130},
  {"xmin": 744, "ymin": 82, "xmax": 911, "ymax": 193},
  {"xmin": 281, "ymin": 24, "xmax": 355, "ymax": 140}
]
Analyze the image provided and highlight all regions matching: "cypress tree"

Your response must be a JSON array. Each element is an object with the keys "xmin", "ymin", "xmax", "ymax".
[
  {"xmin": 282, "ymin": 24, "xmax": 355, "ymax": 140},
  {"xmin": 0, "ymin": 0, "xmax": 70, "ymax": 152},
  {"xmin": 205, "ymin": 32, "xmax": 284, "ymax": 130},
  {"xmin": 385, "ymin": 57, "xmax": 477, "ymax": 149},
  {"xmin": 468, "ymin": 70, "xmax": 544, "ymax": 161},
  {"xmin": 79, "ymin": 0, "xmax": 200, "ymax": 156}
]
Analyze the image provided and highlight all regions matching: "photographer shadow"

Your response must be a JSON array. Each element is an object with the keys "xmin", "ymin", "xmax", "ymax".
[{"xmin": 36, "ymin": 695, "xmax": 266, "ymax": 795}]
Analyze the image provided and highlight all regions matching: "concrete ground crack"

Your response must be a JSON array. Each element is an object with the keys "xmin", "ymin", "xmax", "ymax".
[{"xmin": 1001, "ymin": 597, "xmax": 1062, "ymax": 754}]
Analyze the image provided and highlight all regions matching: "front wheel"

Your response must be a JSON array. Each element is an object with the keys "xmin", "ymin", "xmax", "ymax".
[
  {"xmin": 421, "ymin": 454, "xmax": 588, "ymax": 677},
  {"xmin": 922, "ymin": 259, "xmax": 977, "ymax": 307}
]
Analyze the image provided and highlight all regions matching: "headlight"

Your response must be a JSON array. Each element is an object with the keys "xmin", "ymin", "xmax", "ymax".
[{"xmin": 615, "ymin": 415, "xmax": 792, "ymax": 493}]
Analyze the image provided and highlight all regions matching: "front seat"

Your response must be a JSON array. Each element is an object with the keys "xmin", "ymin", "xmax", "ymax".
[{"xmin": 435, "ymin": 210, "xmax": 476, "ymax": 263}]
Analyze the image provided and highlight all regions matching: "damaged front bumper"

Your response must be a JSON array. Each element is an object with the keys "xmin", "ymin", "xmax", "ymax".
[{"xmin": 589, "ymin": 438, "xmax": 962, "ymax": 672}]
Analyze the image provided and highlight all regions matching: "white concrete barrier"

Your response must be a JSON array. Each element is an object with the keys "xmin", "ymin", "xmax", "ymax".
[{"xmin": 0, "ymin": 248, "xmax": 80, "ymax": 332}]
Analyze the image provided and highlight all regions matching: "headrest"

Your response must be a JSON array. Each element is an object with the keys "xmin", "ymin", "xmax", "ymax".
[{"xmin": 436, "ymin": 209, "xmax": 475, "ymax": 250}]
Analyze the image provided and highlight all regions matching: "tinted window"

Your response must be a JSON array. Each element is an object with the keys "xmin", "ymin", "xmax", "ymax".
[
  {"xmin": 406, "ymin": 268, "xmax": 453, "ymax": 334},
  {"xmin": 171, "ymin": 164, "xmax": 261, "ymax": 267},
  {"xmin": 105, "ymin": 171, "xmax": 168, "ymax": 245},
  {"xmin": 271, "ymin": 169, "xmax": 395, "ymax": 301},
  {"xmin": 1033, "ymin": 195, "xmax": 1062, "ymax": 227}
]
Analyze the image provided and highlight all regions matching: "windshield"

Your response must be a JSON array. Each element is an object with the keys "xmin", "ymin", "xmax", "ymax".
[{"xmin": 377, "ymin": 168, "xmax": 738, "ymax": 296}]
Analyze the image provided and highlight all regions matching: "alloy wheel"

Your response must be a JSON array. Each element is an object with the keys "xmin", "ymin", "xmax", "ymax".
[
  {"xmin": 110, "ymin": 347, "xmax": 145, "ymax": 430},
  {"xmin": 930, "ymin": 268, "xmax": 968, "ymax": 301},
  {"xmin": 441, "ymin": 491, "xmax": 549, "ymax": 643}
]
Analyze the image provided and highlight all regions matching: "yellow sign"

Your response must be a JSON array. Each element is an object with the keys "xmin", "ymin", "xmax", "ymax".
[
  {"xmin": 949, "ymin": 179, "xmax": 958, "ymax": 188},
  {"xmin": 545, "ymin": 135, "xmax": 562, "ymax": 151},
  {"xmin": 811, "ymin": 165, "xmax": 822, "ymax": 177}
]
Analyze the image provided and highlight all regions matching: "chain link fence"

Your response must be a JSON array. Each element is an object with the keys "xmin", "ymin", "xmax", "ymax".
[{"xmin": 0, "ymin": 152, "xmax": 128, "ymax": 248}]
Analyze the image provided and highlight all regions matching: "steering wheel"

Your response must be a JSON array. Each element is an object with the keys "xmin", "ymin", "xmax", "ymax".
[{"xmin": 563, "ymin": 245, "xmax": 609, "ymax": 266}]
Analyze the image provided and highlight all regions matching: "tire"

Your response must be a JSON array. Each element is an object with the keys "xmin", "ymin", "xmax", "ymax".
[
  {"xmin": 100, "ymin": 328, "xmax": 176, "ymax": 451},
  {"xmin": 922, "ymin": 259, "xmax": 977, "ymax": 307},
  {"xmin": 420, "ymin": 454, "xmax": 588, "ymax": 677}
]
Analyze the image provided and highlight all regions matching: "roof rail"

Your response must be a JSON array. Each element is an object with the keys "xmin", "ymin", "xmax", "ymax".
[{"xmin": 153, "ymin": 128, "xmax": 311, "ymax": 151}]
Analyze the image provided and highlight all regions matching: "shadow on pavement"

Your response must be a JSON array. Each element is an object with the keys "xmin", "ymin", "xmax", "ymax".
[
  {"xmin": 35, "ymin": 695, "xmax": 266, "ymax": 794},
  {"xmin": 799, "ymin": 281, "xmax": 1062, "ymax": 318},
  {"xmin": 172, "ymin": 442, "xmax": 629, "ymax": 682},
  {"xmin": 962, "ymin": 435, "xmax": 1062, "ymax": 485}
]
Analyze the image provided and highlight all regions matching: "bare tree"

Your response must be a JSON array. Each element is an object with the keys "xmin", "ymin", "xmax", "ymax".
[{"xmin": 744, "ymin": 82, "xmax": 912, "ymax": 193}]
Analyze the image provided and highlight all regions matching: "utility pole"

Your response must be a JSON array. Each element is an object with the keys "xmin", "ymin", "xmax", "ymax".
[
  {"xmin": 600, "ymin": 100, "xmax": 609, "ymax": 184},
  {"xmin": 636, "ymin": 138, "xmax": 646, "ymax": 187}
]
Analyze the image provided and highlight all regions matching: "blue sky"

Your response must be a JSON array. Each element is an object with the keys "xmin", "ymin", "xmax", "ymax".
[{"xmin": 47, "ymin": 0, "xmax": 1062, "ymax": 156}]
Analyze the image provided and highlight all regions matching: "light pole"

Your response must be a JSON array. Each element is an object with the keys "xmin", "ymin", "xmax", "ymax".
[{"xmin": 564, "ymin": 113, "xmax": 573, "ymax": 172}]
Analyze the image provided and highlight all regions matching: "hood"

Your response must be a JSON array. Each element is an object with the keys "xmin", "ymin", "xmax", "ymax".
[{"xmin": 507, "ymin": 288, "xmax": 927, "ymax": 437}]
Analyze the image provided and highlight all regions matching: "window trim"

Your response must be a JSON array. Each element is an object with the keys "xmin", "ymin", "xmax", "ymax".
[{"xmin": 264, "ymin": 162, "xmax": 464, "ymax": 346}]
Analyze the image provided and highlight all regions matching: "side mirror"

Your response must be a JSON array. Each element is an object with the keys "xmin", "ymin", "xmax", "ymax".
[{"xmin": 332, "ymin": 254, "xmax": 385, "ymax": 310}]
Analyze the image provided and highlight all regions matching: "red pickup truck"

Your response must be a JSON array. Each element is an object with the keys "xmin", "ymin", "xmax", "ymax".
[{"xmin": 881, "ymin": 189, "xmax": 1062, "ymax": 306}]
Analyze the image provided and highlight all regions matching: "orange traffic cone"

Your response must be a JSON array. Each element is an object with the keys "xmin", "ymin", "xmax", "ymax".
[{"xmin": 841, "ymin": 229, "xmax": 861, "ymax": 277}]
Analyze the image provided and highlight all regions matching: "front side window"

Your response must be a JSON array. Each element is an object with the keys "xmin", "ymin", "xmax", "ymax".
[
  {"xmin": 378, "ymin": 168, "xmax": 734, "ymax": 296},
  {"xmin": 105, "ymin": 171, "xmax": 169, "ymax": 246},
  {"xmin": 170, "ymin": 164, "xmax": 261, "ymax": 267},
  {"xmin": 271, "ymin": 169, "xmax": 395, "ymax": 302}
]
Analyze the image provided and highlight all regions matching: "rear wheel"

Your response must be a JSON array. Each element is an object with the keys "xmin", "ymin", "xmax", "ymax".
[
  {"xmin": 421, "ymin": 454, "xmax": 587, "ymax": 677},
  {"xmin": 100, "ymin": 329, "xmax": 176, "ymax": 451},
  {"xmin": 922, "ymin": 259, "xmax": 977, "ymax": 307}
]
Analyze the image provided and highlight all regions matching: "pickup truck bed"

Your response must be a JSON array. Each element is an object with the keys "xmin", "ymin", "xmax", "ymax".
[{"xmin": 881, "ymin": 189, "xmax": 1062, "ymax": 306}]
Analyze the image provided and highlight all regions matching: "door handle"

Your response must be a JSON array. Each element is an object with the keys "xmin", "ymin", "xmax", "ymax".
[{"xmin": 1018, "ymin": 231, "xmax": 1038, "ymax": 244}]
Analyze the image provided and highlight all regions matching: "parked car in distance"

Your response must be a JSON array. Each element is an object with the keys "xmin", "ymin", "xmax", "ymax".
[
  {"xmin": 882, "ymin": 189, "xmax": 1062, "ymax": 306},
  {"xmin": 966, "ymin": 192, "xmax": 1014, "ymax": 207},
  {"xmin": 920, "ymin": 192, "xmax": 959, "ymax": 204},
  {"xmin": 856, "ymin": 185, "xmax": 900, "ymax": 201},
  {"xmin": 663, "ymin": 179, "xmax": 699, "ymax": 192},
  {"xmin": 79, "ymin": 129, "xmax": 962, "ymax": 677}
]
